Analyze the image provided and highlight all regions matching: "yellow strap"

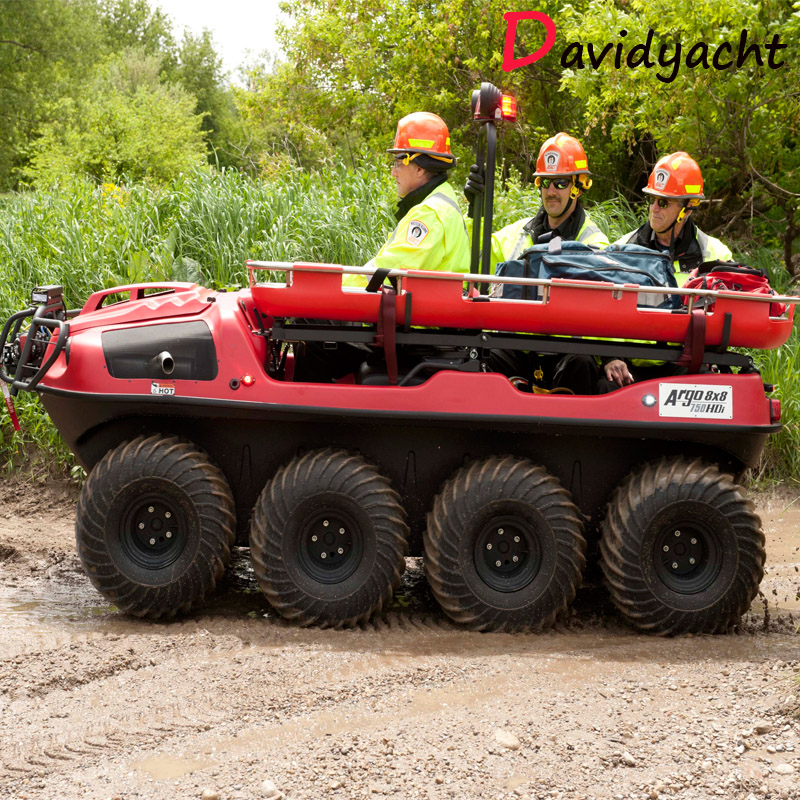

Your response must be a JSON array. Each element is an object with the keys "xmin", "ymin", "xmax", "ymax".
[{"xmin": 531, "ymin": 385, "xmax": 575, "ymax": 395}]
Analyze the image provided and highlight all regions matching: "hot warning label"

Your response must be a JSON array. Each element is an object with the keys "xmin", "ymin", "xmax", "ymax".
[
  {"xmin": 658, "ymin": 383, "xmax": 733, "ymax": 419},
  {"xmin": 151, "ymin": 381, "xmax": 175, "ymax": 396}
]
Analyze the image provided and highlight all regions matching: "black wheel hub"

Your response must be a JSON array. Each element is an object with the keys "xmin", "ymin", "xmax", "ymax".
[
  {"xmin": 653, "ymin": 521, "xmax": 722, "ymax": 594},
  {"xmin": 297, "ymin": 510, "xmax": 364, "ymax": 584},
  {"xmin": 474, "ymin": 515, "xmax": 542, "ymax": 593},
  {"xmin": 120, "ymin": 494, "xmax": 185, "ymax": 570}
]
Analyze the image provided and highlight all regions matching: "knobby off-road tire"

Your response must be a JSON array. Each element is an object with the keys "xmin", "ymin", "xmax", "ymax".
[
  {"xmin": 599, "ymin": 457, "xmax": 765, "ymax": 635},
  {"xmin": 75, "ymin": 434, "xmax": 236, "ymax": 618},
  {"xmin": 424, "ymin": 456, "xmax": 586, "ymax": 632},
  {"xmin": 250, "ymin": 449, "xmax": 409, "ymax": 628}
]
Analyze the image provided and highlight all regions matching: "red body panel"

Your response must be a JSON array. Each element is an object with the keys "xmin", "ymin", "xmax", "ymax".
[
  {"xmin": 38, "ymin": 288, "xmax": 774, "ymax": 430},
  {"xmin": 250, "ymin": 265, "xmax": 794, "ymax": 350},
  {"xmin": 72, "ymin": 283, "xmax": 214, "ymax": 333}
]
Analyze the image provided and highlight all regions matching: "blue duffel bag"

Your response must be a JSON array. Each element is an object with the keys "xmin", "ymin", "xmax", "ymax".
[{"xmin": 494, "ymin": 238, "xmax": 679, "ymax": 308}]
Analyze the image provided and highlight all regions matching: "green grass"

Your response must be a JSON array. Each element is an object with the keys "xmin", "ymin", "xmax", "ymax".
[{"xmin": 0, "ymin": 165, "xmax": 797, "ymax": 482}]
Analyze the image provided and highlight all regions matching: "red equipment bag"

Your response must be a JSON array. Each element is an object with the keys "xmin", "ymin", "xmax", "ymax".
[{"xmin": 682, "ymin": 260, "xmax": 786, "ymax": 317}]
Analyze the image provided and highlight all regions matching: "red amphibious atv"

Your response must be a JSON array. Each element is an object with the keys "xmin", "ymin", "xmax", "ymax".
[{"xmin": 1, "ymin": 86, "xmax": 796, "ymax": 635}]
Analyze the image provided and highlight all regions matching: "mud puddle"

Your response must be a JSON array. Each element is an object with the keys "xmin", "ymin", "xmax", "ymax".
[{"xmin": 0, "ymin": 579, "xmax": 115, "ymax": 633}]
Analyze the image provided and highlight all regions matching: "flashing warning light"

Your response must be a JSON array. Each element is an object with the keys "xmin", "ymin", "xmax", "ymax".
[
  {"xmin": 241, "ymin": 373, "xmax": 256, "ymax": 387},
  {"xmin": 500, "ymin": 95, "xmax": 517, "ymax": 121}
]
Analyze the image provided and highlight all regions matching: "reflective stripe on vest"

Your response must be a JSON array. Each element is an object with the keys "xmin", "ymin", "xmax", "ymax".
[
  {"xmin": 697, "ymin": 229, "xmax": 710, "ymax": 260},
  {"xmin": 576, "ymin": 219, "xmax": 604, "ymax": 245},
  {"xmin": 507, "ymin": 216, "xmax": 605, "ymax": 259},
  {"xmin": 430, "ymin": 190, "xmax": 469, "ymax": 237},
  {"xmin": 509, "ymin": 220, "xmax": 534, "ymax": 260},
  {"xmin": 385, "ymin": 188, "xmax": 466, "ymax": 249}
]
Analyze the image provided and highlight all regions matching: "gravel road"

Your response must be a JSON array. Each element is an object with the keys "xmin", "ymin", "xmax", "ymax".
[{"xmin": 0, "ymin": 481, "xmax": 798, "ymax": 800}]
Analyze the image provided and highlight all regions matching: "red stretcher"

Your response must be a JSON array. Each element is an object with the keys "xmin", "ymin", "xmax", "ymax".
[{"xmin": 247, "ymin": 261, "xmax": 797, "ymax": 351}]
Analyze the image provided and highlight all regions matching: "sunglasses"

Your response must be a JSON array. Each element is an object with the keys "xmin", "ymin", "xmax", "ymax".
[
  {"xmin": 540, "ymin": 177, "xmax": 572, "ymax": 190},
  {"xmin": 650, "ymin": 197, "xmax": 676, "ymax": 209}
]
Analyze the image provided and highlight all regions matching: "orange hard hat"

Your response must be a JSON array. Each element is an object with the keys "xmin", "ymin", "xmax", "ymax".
[
  {"xmin": 534, "ymin": 132, "xmax": 589, "ymax": 177},
  {"xmin": 388, "ymin": 112, "xmax": 454, "ymax": 162},
  {"xmin": 643, "ymin": 152, "xmax": 704, "ymax": 201}
]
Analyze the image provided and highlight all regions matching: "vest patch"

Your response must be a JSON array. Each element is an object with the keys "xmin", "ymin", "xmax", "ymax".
[{"xmin": 406, "ymin": 220, "xmax": 429, "ymax": 246}]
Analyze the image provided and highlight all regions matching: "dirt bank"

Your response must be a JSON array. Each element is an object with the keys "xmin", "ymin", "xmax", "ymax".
[{"xmin": 0, "ymin": 483, "xmax": 798, "ymax": 800}]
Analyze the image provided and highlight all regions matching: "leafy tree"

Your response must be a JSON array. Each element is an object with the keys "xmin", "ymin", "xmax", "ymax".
[
  {"xmin": 240, "ymin": 0, "xmax": 594, "ymax": 180},
  {"xmin": 175, "ymin": 29, "xmax": 244, "ymax": 168},
  {"xmin": 98, "ymin": 0, "xmax": 177, "ymax": 65},
  {"xmin": 559, "ymin": 0, "xmax": 800, "ymax": 272},
  {"xmin": 26, "ymin": 49, "xmax": 208, "ymax": 185},
  {"xmin": 0, "ymin": 0, "xmax": 104, "ymax": 189}
]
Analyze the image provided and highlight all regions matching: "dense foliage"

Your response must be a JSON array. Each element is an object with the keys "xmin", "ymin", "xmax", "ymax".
[
  {"xmin": 241, "ymin": 0, "xmax": 799, "ymax": 272},
  {"xmin": 0, "ymin": 0, "xmax": 240, "ymax": 186}
]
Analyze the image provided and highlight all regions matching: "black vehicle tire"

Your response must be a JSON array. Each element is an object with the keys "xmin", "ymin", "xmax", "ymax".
[
  {"xmin": 423, "ymin": 456, "xmax": 586, "ymax": 632},
  {"xmin": 250, "ymin": 449, "xmax": 409, "ymax": 628},
  {"xmin": 599, "ymin": 457, "xmax": 765, "ymax": 635},
  {"xmin": 75, "ymin": 435, "xmax": 236, "ymax": 618}
]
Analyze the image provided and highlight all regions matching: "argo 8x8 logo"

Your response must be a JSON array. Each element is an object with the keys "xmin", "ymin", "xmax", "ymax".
[{"xmin": 502, "ymin": 11, "xmax": 787, "ymax": 83}]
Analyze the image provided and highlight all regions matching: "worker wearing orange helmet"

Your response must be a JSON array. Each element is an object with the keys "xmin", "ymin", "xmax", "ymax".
[
  {"xmin": 468, "ymin": 132, "xmax": 608, "ymax": 269},
  {"xmin": 602, "ymin": 152, "xmax": 732, "ymax": 391},
  {"xmin": 348, "ymin": 112, "xmax": 469, "ymax": 285},
  {"xmin": 465, "ymin": 133, "xmax": 608, "ymax": 394},
  {"xmin": 615, "ymin": 152, "xmax": 732, "ymax": 274},
  {"xmin": 301, "ymin": 113, "xmax": 469, "ymax": 382}
]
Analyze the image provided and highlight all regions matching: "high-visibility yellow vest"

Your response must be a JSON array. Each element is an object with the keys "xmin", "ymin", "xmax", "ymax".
[
  {"xmin": 614, "ymin": 227, "xmax": 733, "ymax": 277},
  {"xmin": 484, "ymin": 211, "xmax": 609, "ymax": 272},
  {"xmin": 344, "ymin": 181, "xmax": 470, "ymax": 287}
]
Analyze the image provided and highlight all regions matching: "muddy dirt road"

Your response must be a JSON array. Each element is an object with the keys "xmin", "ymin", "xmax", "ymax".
[{"xmin": 0, "ymin": 483, "xmax": 798, "ymax": 800}]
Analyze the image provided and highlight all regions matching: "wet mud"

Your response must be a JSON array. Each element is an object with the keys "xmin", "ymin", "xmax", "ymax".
[{"xmin": 0, "ymin": 483, "xmax": 798, "ymax": 800}]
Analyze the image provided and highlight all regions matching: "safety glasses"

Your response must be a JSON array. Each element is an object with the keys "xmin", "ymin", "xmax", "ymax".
[
  {"xmin": 540, "ymin": 177, "xmax": 572, "ymax": 190},
  {"xmin": 390, "ymin": 153, "xmax": 419, "ymax": 168},
  {"xmin": 650, "ymin": 197, "xmax": 676, "ymax": 209}
]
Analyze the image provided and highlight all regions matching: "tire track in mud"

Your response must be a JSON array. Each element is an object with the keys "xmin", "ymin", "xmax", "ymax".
[{"xmin": 0, "ymin": 622, "xmax": 502, "ymax": 785}]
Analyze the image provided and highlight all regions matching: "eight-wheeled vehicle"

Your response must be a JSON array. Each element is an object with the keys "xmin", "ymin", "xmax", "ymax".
[{"xmin": 1, "ymin": 85, "xmax": 796, "ymax": 634}]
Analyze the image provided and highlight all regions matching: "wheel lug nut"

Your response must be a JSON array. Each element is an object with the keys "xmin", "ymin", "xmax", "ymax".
[
  {"xmin": 166, "ymin": 531, "xmax": 172, "ymax": 539},
  {"xmin": 512, "ymin": 555, "xmax": 519, "ymax": 563},
  {"xmin": 165, "ymin": 512, "xmax": 171, "ymax": 519},
  {"xmin": 139, "ymin": 523, "xmax": 145, "ymax": 529},
  {"xmin": 311, "ymin": 535, "xmax": 318, "ymax": 542},
  {"xmin": 338, "ymin": 547, "xmax": 344, "ymax": 555},
  {"xmin": 691, "ymin": 538, "xmax": 697, "ymax": 544},
  {"xmin": 689, "ymin": 557, "xmax": 696, "ymax": 565},
  {"xmin": 495, "ymin": 560, "xmax": 501, "ymax": 567},
  {"xmin": 514, "ymin": 536, "xmax": 520, "ymax": 543},
  {"xmin": 672, "ymin": 562, "xmax": 678, "ymax": 569},
  {"xmin": 663, "ymin": 545, "xmax": 669, "ymax": 552},
  {"xmin": 674, "ymin": 530, "xmax": 681, "ymax": 537},
  {"xmin": 321, "ymin": 552, "xmax": 327, "ymax": 559},
  {"xmin": 486, "ymin": 543, "xmax": 492, "ymax": 550},
  {"xmin": 323, "ymin": 520, "xmax": 329, "ymax": 527},
  {"xmin": 339, "ymin": 528, "xmax": 345, "ymax": 534},
  {"xmin": 498, "ymin": 528, "xmax": 504, "ymax": 535},
  {"xmin": 148, "ymin": 506, "xmax": 154, "ymax": 513},
  {"xmin": 149, "ymin": 538, "xmax": 156, "ymax": 545}
]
